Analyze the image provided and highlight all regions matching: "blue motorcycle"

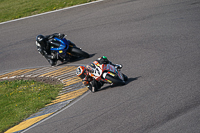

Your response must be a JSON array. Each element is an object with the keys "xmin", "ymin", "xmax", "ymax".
[{"xmin": 36, "ymin": 35, "xmax": 89, "ymax": 66}]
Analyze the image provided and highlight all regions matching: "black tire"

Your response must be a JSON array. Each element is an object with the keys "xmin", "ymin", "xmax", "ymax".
[
  {"xmin": 105, "ymin": 74, "xmax": 125, "ymax": 85},
  {"xmin": 71, "ymin": 47, "xmax": 90, "ymax": 58},
  {"xmin": 123, "ymin": 73, "xmax": 128, "ymax": 81}
]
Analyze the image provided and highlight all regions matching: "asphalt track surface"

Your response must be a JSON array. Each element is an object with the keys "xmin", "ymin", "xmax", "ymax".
[{"xmin": 1, "ymin": 0, "xmax": 200, "ymax": 132}]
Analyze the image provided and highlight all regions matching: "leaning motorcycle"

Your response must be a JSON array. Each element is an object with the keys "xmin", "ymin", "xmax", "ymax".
[
  {"xmin": 87, "ymin": 61, "xmax": 128, "ymax": 92},
  {"xmin": 36, "ymin": 35, "xmax": 89, "ymax": 66}
]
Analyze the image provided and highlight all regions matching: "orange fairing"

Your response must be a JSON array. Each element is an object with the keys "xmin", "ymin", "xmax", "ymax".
[
  {"xmin": 89, "ymin": 73, "xmax": 94, "ymax": 77},
  {"xmin": 93, "ymin": 61, "xmax": 99, "ymax": 66}
]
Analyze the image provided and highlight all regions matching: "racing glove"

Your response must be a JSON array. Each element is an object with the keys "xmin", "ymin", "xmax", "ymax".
[{"xmin": 114, "ymin": 64, "xmax": 123, "ymax": 69}]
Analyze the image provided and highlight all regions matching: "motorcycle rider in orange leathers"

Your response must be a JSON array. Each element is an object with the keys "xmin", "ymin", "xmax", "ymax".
[{"xmin": 76, "ymin": 56, "xmax": 126, "ymax": 92}]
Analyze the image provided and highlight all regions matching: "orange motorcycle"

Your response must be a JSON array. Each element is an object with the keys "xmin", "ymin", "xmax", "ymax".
[{"xmin": 86, "ymin": 61, "xmax": 128, "ymax": 92}]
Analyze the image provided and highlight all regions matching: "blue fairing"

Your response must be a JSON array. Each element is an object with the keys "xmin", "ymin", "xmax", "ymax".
[{"xmin": 50, "ymin": 37, "xmax": 69, "ymax": 52}]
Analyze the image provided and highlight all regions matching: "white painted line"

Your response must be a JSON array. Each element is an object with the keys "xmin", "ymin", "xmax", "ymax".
[
  {"xmin": 0, "ymin": 0, "xmax": 104, "ymax": 25},
  {"xmin": 21, "ymin": 90, "xmax": 90, "ymax": 133}
]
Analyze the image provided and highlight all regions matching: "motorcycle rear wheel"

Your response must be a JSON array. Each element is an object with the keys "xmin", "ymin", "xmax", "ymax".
[{"xmin": 71, "ymin": 47, "xmax": 90, "ymax": 58}]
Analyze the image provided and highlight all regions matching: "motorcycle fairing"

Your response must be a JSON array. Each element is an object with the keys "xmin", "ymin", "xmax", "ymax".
[
  {"xmin": 88, "ymin": 62, "xmax": 124, "ymax": 82},
  {"xmin": 50, "ymin": 37, "xmax": 69, "ymax": 52},
  {"xmin": 102, "ymin": 64, "xmax": 124, "ymax": 81},
  {"xmin": 88, "ymin": 62, "xmax": 102, "ymax": 81}
]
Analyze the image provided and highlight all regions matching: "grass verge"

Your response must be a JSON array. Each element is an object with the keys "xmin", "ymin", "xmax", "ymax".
[
  {"xmin": 0, "ymin": 80, "xmax": 63, "ymax": 133},
  {"xmin": 0, "ymin": 0, "xmax": 95, "ymax": 23}
]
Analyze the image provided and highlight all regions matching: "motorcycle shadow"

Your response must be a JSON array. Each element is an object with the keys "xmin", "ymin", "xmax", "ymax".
[
  {"xmin": 57, "ymin": 53, "xmax": 96, "ymax": 66},
  {"xmin": 98, "ymin": 76, "xmax": 141, "ymax": 92}
]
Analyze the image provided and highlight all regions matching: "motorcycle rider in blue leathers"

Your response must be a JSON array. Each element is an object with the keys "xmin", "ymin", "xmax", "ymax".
[{"xmin": 36, "ymin": 33, "xmax": 75, "ymax": 66}]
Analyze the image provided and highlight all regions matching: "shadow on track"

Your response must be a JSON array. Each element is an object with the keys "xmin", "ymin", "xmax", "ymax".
[
  {"xmin": 125, "ymin": 76, "xmax": 141, "ymax": 84},
  {"xmin": 57, "ymin": 53, "xmax": 96, "ymax": 66}
]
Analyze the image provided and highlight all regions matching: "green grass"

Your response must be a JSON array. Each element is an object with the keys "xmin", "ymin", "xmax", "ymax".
[
  {"xmin": 0, "ymin": 80, "xmax": 63, "ymax": 133},
  {"xmin": 0, "ymin": 0, "xmax": 95, "ymax": 23}
]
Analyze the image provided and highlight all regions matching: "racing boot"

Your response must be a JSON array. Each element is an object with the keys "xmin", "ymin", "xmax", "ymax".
[
  {"xmin": 44, "ymin": 53, "xmax": 57, "ymax": 66},
  {"xmin": 44, "ymin": 53, "xmax": 56, "ymax": 60},
  {"xmin": 91, "ymin": 86, "xmax": 96, "ymax": 93},
  {"xmin": 91, "ymin": 79, "xmax": 98, "ymax": 93},
  {"xmin": 45, "ymin": 58, "xmax": 57, "ymax": 66},
  {"xmin": 87, "ymin": 83, "xmax": 92, "ymax": 91}
]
